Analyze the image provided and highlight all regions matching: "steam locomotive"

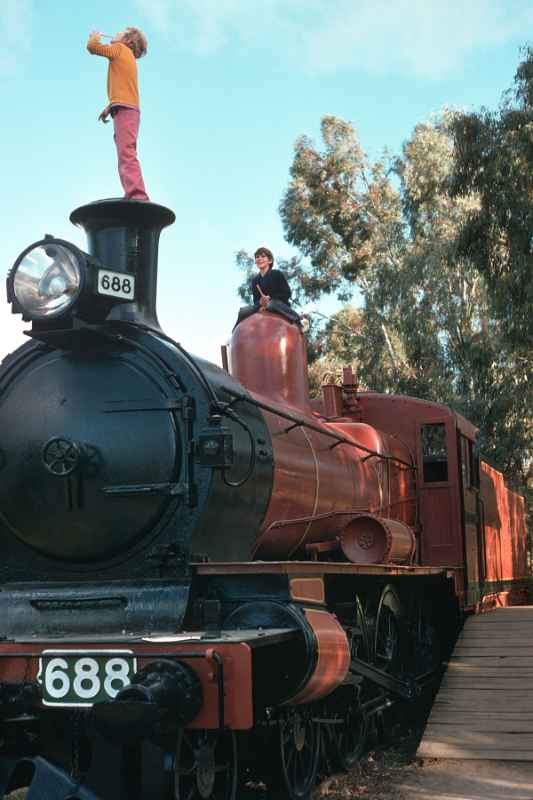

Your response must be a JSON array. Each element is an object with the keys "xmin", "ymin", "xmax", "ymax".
[{"xmin": 0, "ymin": 200, "xmax": 527, "ymax": 800}]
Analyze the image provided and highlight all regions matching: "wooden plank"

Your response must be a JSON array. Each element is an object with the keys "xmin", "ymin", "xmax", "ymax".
[
  {"xmin": 452, "ymin": 648, "xmax": 533, "ymax": 656},
  {"xmin": 464, "ymin": 614, "xmax": 533, "ymax": 619},
  {"xmin": 472, "ymin": 608, "xmax": 533, "ymax": 612},
  {"xmin": 426, "ymin": 721, "xmax": 533, "ymax": 733},
  {"xmin": 455, "ymin": 627, "xmax": 533, "ymax": 647},
  {"xmin": 460, "ymin": 631, "xmax": 533, "ymax": 636},
  {"xmin": 442, "ymin": 673, "xmax": 533, "ymax": 681},
  {"xmin": 464, "ymin": 619, "xmax": 533, "ymax": 626},
  {"xmin": 432, "ymin": 704, "xmax": 533, "ymax": 715},
  {"xmin": 421, "ymin": 729, "xmax": 533, "ymax": 748},
  {"xmin": 447, "ymin": 660, "xmax": 533, "ymax": 667},
  {"xmin": 469, "ymin": 610, "xmax": 533, "ymax": 616},
  {"xmin": 418, "ymin": 606, "xmax": 533, "ymax": 761},
  {"xmin": 428, "ymin": 709, "xmax": 533, "ymax": 717},
  {"xmin": 455, "ymin": 643, "xmax": 533, "ymax": 650},
  {"xmin": 444, "ymin": 668, "xmax": 533, "ymax": 677},
  {"xmin": 447, "ymin": 666, "xmax": 533, "ymax": 672},
  {"xmin": 466, "ymin": 614, "xmax": 533, "ymax": 621},
  {"xmin": 456, "ymin": 642, "xmax": 533, "ymax": 649},
  {"xmin": 418, "ymin": 743, "xmax": 533, "ymax": 760},
  {"xmin": 448, "ymin": 657, "xmax": 533, "ymax": 666},
  {"xmin": 425, "ymin": 715, "xmax": 533, "ymax": 730},
  {"xmin": 460, "ymin": 622, "xmax": 533, "ymax": 629},
  {"xmin": 433, "ymin": 702, "xmax": 533, "ymax": 711},
  {"xmin": 435, "ymin": 690, "xmax": 533, "ymax": 700},
  {"xmin": 455, "ymin": 637, "xmax": 533, "ymax": 644},
  {"xmin": 440, "ymin": 678, "xmax": 533, "ymax": 689},
  {"xmin": 433, "ymin": 697, "xmax": 533, "ymax": 710},
  {"xmin": 447, "ymin": 663, "xmax": 533, "ymax": 669},
  {"xmin": 459, "ymin": 617, "xmax": 533, "ymax": 636}
]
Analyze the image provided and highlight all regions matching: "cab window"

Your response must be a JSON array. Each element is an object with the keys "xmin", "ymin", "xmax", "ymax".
[{"xmin": 421, "ymin": 423, "xmax": 448, "ymax": 482}]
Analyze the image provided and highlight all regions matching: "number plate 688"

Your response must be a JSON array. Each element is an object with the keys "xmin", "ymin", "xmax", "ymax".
[
  {"xmin": 37, "ymin": 650, "xmax": 137, "ymax": 707},
  {"xmin": 97, "ymin": 269, "xmax": 135, "ymax": 300}
]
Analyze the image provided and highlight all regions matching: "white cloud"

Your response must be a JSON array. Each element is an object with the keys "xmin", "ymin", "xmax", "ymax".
[
  {"xmin": 300, "ymin": 0, "xmax": 533, "ymax": 78},
  {"xmin": 134, "ymin": 0, "xmax": 533, "ymax": 78},
  {"xmin": 0, "ymin": 0, "xmax": 32, "ymax": 75},
  {"xmin": 135, "ymin": 0, "xmax": 308, "ymax": 53}
]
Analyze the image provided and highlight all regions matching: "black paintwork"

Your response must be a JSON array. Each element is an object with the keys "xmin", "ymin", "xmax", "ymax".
[
  {"xmin": 70, "ymin": 199, "xmax": 175, "ymax": 330},
  {"xmin": 0, "ymin": 201, "xmax": 274, "ymax": 641}
]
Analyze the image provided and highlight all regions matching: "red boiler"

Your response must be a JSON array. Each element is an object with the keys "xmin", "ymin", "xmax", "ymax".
[{"xmin": 227, "ymin": 312, "xmax": 417, "ymax": 563}]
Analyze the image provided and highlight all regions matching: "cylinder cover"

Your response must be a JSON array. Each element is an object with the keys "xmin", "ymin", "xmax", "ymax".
[{"xmin": 340, "ymin": 514, "xmax": 416, "ymax": 564}]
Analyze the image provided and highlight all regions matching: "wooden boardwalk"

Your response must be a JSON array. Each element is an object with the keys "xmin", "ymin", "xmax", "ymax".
[{"xmin": 418, "ymin": 606, "xmax": 533, "ymax": 760}]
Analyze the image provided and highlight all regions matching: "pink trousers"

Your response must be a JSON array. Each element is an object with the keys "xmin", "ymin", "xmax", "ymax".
[{"xmin": 112, "ymin": 106, "xmax": 149, "ymax": 201}]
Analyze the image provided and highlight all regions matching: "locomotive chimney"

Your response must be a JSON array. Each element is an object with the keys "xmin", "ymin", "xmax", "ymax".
[{"xmin": 70, "ymin": 199, "xmax": 175, "ymax": 329}]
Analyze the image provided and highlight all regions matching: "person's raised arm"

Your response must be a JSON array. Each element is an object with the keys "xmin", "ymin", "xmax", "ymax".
[{"xmin": 86, "ymin": 30, "xmax": 121, "ymax": 59}]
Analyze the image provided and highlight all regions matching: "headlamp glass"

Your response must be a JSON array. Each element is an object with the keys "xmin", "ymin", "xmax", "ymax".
[{"xmin": 13, "ymin": 243, "xmax": 81, "ymax": 318}]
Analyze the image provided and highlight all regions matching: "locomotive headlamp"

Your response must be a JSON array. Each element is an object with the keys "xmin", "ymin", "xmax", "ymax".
[
  {"xmin": 8, "ymin": 234, "xmax": 136, "ymax": 324},
  {"xmin": 8, "ymin": 239, "xmax": 84, "ymax": 321}
]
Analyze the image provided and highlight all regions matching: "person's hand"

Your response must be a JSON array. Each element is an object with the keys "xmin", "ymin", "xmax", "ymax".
[
  {"xmin": 98, "ymin": 105, "xmax": 111, "ymax": 124},
  {"xmin": 257, "ymin": 287, "xmax": 270, "ymax": 307},
  {"xmin": 90, "ymin": 30, "xmax": 102, "ymax": 40}
]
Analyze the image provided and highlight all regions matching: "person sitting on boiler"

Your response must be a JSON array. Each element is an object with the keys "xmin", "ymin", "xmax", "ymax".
[{"xmin": 235, "ymin": 247, "xmax": 300, "ymax": 327}]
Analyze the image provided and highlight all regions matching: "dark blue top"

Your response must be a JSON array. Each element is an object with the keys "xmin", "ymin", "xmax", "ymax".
[{"xmin": 251, "ymin": 268, "xmax": 291, "ymax": 306}]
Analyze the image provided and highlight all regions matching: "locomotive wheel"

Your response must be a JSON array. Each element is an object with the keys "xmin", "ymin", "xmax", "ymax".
[
  {"xmin": 323, "ymin": 698, "xmax": 367, "ymax": 772},
  {"xmin": 412, "ymin": 598, "xmax": 440, "ymax": 675},
  {"xmin": 372, "ymin": 585, "xmax": 408, "ymax": 744},
  {"xmin": 374, "ymin": 585, "xmax": 405, "ymax": 674},
  {"xmin": 325, "ymin": 594, "xmax": 369, "ymax": 770},
  {"xmin": 271, "ymin": 711, "xmax": 321, "ymax": 800},
  {"xmin": 174, "ymin": 729, "xmax": 237, "ymax": 800}
]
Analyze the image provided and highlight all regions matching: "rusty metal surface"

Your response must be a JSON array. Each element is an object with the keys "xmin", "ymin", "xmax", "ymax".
[
  {"xmin": 340, "ymin": 514, "xmax": 416, "ymax": 565},
  {"xmin": 229, "ymin": 312, "xmax": 311, "ymax": 412},
  {"xmin": 290, "ymin": 577, "xmax": 325, "ymax": 604},
  {"xmin": 227, "ymin": 314, "xmax": 527, "ymax": 610},
  {"xmin": 482, "ymin": 461, "xmax": 528, "ymax": 585},
  {"xmin": 228, "ymin": 314, "xmax": 422, "ymax": 563}
]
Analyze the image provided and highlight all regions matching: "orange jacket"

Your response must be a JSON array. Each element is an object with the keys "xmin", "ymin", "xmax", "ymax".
[{"xmin": 87, "ymin": 34, "xmax": 140, "ymax": 108}]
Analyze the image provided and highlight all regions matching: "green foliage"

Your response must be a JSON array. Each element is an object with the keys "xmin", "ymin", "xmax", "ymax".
[
  {"xmin": 280, "ymin": 116, "xmax": 405, "ymax": 302},
  {"xmin": 451, "ymin": 47, "xmax": 533, "ymax": 354},
  {"xmin": 275, "ymin": 108, "xmax": 531, "ymax": 500}
]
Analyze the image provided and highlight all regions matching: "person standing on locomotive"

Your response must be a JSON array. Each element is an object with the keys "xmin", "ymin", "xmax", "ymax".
[
  {"xmin": 87, "ymin": 28, "xmax": 149, "ymax": 201},
  {"xmin": 236, "ymin": 247, "xmax": 299, "ymax": 326}
]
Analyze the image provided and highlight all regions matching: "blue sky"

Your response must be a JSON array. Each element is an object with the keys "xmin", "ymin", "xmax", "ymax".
[{"xmin": 1, "ymin": 0, "xmax": 531, "ymax": 365}]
